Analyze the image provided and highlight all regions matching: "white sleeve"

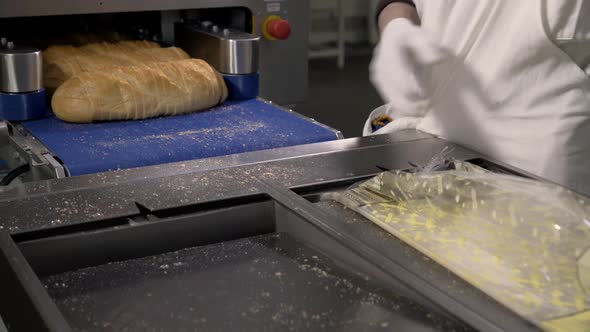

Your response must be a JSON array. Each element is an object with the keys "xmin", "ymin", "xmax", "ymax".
[
  {"xmin": 543, "ymin": 0, "xmax": 590, "ymax": 74},
  {"xmin": 543, "ymin": 0, "xmax": 590, "ymax": 40},
  {"xmin": 413, "ymin": 0, "xmax": 424, "ymax": 18}
]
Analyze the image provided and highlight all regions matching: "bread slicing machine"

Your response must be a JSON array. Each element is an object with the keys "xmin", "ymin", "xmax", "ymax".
[{"xmin": 0, "ymin": 0, "xmax": 341, "ymax": 184}]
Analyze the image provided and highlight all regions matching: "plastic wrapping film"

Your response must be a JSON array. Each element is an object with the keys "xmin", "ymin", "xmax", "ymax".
[{"xmin": 325, "ymin": 159, "xmax": 590, "ymax": 331}]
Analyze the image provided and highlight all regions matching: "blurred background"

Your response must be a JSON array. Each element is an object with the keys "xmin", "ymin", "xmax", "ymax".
[{"xmin": 297, "ymin": 0, "xmax": 384, "ymax": 138}]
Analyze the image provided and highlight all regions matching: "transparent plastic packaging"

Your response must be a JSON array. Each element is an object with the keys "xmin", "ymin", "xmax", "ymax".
[{"xmin": 325, "ymin": 159, "xmax": 590, "ymax": 331}]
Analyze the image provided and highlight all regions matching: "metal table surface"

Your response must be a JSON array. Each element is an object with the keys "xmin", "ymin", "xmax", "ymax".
[
  {"xmin": 41, "ymin": 233, "xmax": 471, "ymax": 331},
  {"xmin": 0, "ymin": 130, "xmax": 470, "ymax": 233},
  {"xmin": 0, "ymin": 130, "xmax": 433, "ymax": 197}
]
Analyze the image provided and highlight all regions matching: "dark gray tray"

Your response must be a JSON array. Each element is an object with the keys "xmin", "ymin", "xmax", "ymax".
[{"xmin": 43, "ymin": 233, "xmax": 470, "ymax": 332}]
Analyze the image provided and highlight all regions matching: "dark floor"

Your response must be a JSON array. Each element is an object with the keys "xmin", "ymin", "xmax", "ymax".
[{"xmin": 295, "ymin": 55, "xmax": 384, "ymax": 138}]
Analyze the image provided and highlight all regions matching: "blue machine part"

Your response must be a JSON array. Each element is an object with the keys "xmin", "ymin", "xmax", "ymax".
[
  {"xmin": 0, "ymin": 89, "xmax": 46, "ymax": 121},
  {"xmin": 21, "ymin": 99, "xmax": 339, "ymax": 176},
  {"xmin": 223, "ymin": 73, "xmax": 260, "ymax": 100}
]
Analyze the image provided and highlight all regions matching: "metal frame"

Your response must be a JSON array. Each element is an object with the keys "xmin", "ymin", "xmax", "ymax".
[
  {"xmin": 0, "ymin": 0, "xmax": 252, "ymax": 17},
  {"xmin": 258, "ymin": 98, "xmax": 344, "ymax": 139},
  {"xmin": 0, "ymin": 0, "xmax": 311, "ymax": 105},
  {"xmin": 0, "ymin": 133, "xmax": 548, "ymax": 331},
  {"xmin": 0, "ymin": 121, "xmax": 67, "ymax": 183}
]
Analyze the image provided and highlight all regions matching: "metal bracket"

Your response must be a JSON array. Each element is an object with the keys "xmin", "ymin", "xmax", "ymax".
[
  {"xmin": 0, "ymin": 120, "xmax": 8, "ymax": 146},
  {"xmin": 0, "ymin": 121, "xmax": 67, "ymax": 183}
]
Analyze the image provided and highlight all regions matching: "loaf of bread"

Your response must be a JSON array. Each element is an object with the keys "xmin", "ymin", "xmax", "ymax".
[
  {"xmin": 43, "ymin": 40, "xmax": 160, "ymax": 65},
  {"xmin": 79, "ymin": 40, "xmax": 160, "ymax": 54},
  {"xmin": 44, "ymin": 47, "xmax": 190, "ymax": 92},
  {"xmin": 52, "ymin": 59, "xmax": 228, "ymax": 123},
  {"xmin": 69, "ymin": 31, "xmax": 127, "ymax": 45},
  {"xmin": 43, "ymin": 45, "xmax": 90, "ymax": 64}
]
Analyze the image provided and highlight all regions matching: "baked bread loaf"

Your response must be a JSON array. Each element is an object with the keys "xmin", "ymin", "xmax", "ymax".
[
  {"xmin": 69, "ymin": 31, "xmax": 127, "ymax": 45},
  {"xmin": 43, "ymin": 40, "xmax": 160, "ymax": 65},
  {"xmin": 52, "ymin": 59, "xmax": 228, "ymax": 123},
  {"xmin": 44, "ymin": 47, "xmax": 190, "ymax": 92},
  {"xmin": 43, "ymin": 45, "xmax": 91, "ymax": 64},
  {"xmin": 79, "ymin": 40, "xmax": 160, "ymax": 54}
]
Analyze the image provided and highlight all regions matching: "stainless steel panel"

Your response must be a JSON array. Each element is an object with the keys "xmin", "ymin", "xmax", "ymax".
[
  {"xmin": 0, "ymin": 121, "xmax": 8, "ymax": 146},
  {"xmin": 258, "ymin": 0, "xmax": 309, "ymax": 104},
  {"xmin": 221, "ymin": 35, "xmax": 259, "ymax": 74},
  {"xmin": 0, "ymin": 47, "xmax": 42, "ymax": 93},
  {"xmin": 0, "ymin": 0, "xmax": 254, "ymax": 17},
  {"xmin": 175, "ymin": 23, "xmax": 259, "ymax": 75},
  {"xmin": 0, "ymin": 315, "xmax": 7, "ymax": 332},
  {"xmin": 0, "ymin": 131, "xmax": 453, "ymax": 201}
]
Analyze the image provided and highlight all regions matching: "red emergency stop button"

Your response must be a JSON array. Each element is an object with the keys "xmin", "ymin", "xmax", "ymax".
[
  {"xmin": 263, "ymin": 16, "xmax": 291, "ymax": 40},
  {"xmin": 267, "ymin": 19, "xmax": 291, "ymax": 39}
]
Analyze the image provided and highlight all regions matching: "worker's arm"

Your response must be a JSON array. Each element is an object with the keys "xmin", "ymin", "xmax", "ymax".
[
  {"xmin": 377, "ymin": 0, "xmax": 420, "ymax": 32},
  {"xmin": 367, "ymin": 0, "xmax": 451, "ymax": 136}
]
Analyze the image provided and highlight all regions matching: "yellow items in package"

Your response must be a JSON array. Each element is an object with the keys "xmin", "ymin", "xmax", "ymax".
[{"xmin": 326, "ymin": 161, "xmax": 590, "ymax": 331}]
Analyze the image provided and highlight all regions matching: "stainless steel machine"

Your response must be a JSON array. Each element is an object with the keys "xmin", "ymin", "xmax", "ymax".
[
  {"xmin": 0, "ymin": 0, "xmax": 345, "ymax": 185},
  {"xmin": 0, "ymin": 131, "xmax": 545, "ymax": 331},
  {"xmin": 0, "ymin": 0, "xmax": 309, "ymax": 105}
]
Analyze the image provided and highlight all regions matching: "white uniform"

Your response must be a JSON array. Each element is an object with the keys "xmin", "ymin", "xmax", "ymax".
[{"xmin": 366, "ymin": 0, "xmax": 590, "ymax": 195}]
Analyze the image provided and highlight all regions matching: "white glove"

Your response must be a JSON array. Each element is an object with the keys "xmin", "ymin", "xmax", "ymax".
[
  {"xmin": 362, "ymin": 104, "xmax": 422, "ymax": 136},
  {"xmin": 366, "ymin": 18, "xmax": 451, "ymax": 135}
]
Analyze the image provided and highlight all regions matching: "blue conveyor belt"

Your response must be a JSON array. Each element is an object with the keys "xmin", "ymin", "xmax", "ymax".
[{"xmin": 21, "ymin": 99, "xmax": 339, "ymax": 176}]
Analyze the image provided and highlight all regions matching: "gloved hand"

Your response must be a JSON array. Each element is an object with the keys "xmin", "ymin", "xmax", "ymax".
[{"xmin": 365, "ymin": 18, "xmax": 451, "ymax": 135}]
